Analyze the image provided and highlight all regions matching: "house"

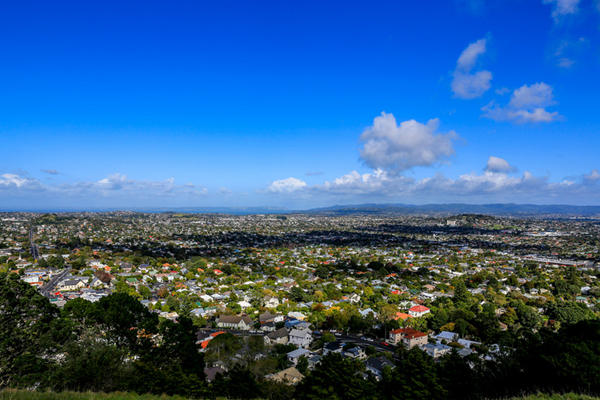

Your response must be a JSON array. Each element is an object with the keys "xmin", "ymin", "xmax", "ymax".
[
  {"xmin": 366, "ymin": 356, "xmax": 395, "ymax": 380},
  {"xmin": 359, "ymin": 308, "xmax": 378, "ymax": 318},
  {"xmin": 394, "ymin": 312, "xmax": 412, "ymax": 321},
  {"xmin": 260, "ymin": 321, "xmax": 277, "ymax": 332},
  {"xmin": 259, "ymin": 312, "xmax": 284, "ymax": 325},
  {"xmin": 265, "ymin": 367, "xmax": 304, "ymax": 385},
  {"xmin": 264, "ymin": 296, "xmax": 280, "ymax": 308},
  {"xmin": 422, "ymin": 343, "xmax": 451, "ymax": 358},
  {"xmin": 344, "ymin": 346, "xmax": 367, "ymax": 360},
  {"xmin": 458, "ymin": 338, "xmax": 481, "ymax": 349},
  {"xmin": 216, "ymin": 315, "xmax": 253, "ymax": 330},
  {"xmin": 434, "ymin": 331, "xmax": 459, "ymax": 343},
  {"xmin": 58, "ymin": 279, "xmax": 86, "ymax": 292},
  {"xmin": 204, "ymin": 366, "xmax": 226, "ymax": 382},
  {"xmin": 285, "ymin": 319, "xmax": 310, "ymax": 330},
  {"xmin": 323, "ymin": 341, "xmax": 345, "ymax": 355},
  {"xmin": 198, "ymin": 331, "xmax": 226, "ymax": 351},
  {"xmin": 288, "ymin": 327, "xmax": 313, "ymax": 348},
  {"xmin": 237, "ymin": 300, "xmax": 252, "ymax": 309},
  {"xmin": 389, "ymin": 328, "xmax": 428, "ymax": 349},
  {"xmin": 264, "ymin": 327, "xmax": 289, "ymax": 345},
  {"xmin": 288, "ymin": 311, "xmax": 307, "ymax": 321},
  {"xmin": 408, "ymin": 305, "xmax": 430, "ymax": 317},
  {"xmin": 287, "ymin": 348, "xmax": 311, "ymax": 365}
]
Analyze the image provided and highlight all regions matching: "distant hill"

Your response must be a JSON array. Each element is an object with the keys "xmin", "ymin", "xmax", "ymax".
[
  {"xmin": 302, "ymin": 203, "xmax": 600, "ymax": 217},
  {"xmin": 7, "ymin": 203, "xmax": 600, "ymax": 217}
]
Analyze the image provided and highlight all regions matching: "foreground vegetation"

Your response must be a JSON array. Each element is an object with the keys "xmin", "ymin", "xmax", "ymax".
[
  {"xmin": 0, "ymin": 390, "xmax": 193, "ymax": 400},
  {"xmin": 2, "ymin": 272, "xmax": 600, "ymax": 399},
  {"xmin": 1, "ymin": 391, "xmax": 599, "ymax": 400}
]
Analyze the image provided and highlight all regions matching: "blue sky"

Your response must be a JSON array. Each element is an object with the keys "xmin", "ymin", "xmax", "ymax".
[{"xmin": 1, "ymin": 0, "xmax": 600, "ymax": 209}]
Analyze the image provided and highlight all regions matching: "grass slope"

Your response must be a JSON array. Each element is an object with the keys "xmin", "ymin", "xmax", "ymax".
[
  {"xmin": 2, "ymin": 390, "xmax": 599, "ymax": 400},
  {"xmin": 0, "ymin": 391, "xmax": 194, "ymax": 400}
]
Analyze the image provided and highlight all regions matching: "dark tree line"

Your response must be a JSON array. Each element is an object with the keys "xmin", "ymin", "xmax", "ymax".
[{"xmin": 1, "ymin": 272, "xmax": 599, "ymax": 399}]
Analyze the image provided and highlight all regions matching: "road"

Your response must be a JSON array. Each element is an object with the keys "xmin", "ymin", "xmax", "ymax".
[
  {"xmin": 29, "ymin": 227, "xmax": 40, "ymax": 260},
  {"xmin": 40, "ymin": 269, "xmax": 70, "ymax": 297},
  {"xmin": 197, "ymin": 328, "xmax": 396, "ymax": 353}
]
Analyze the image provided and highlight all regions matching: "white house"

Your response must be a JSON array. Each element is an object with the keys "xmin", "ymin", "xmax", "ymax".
[{"xmin": 288, "ymin": 327, "xmax": 313, "ymax": 348}]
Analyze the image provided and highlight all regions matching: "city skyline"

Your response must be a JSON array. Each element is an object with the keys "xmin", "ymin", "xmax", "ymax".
[{"xmin": 2, "ymin": 0, "xmax": 600, "ymax": 209}]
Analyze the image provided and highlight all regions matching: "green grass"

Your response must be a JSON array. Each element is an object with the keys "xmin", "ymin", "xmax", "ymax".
[
  {"xmin": 0, "ymin": 390, "xmax": 194, "ymax": 400},
  {"xmin": 510, "ymin": 394, "xmax": 600, "ymax": 400},
  {"xmin": 2, "ymin": 390, "xmax": 598, "ymax": 400}
]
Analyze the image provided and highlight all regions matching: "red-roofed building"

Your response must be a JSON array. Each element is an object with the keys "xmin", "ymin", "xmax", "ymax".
[
  {"xmin": 408, "ymin": 305, "xmax": 430, "ymax": 317},
  {"xmin": 394, "ymin": 312, "xmax": 412, "ymax": 321},
  {"xmin": 199, "ymin": 331, "xmax": 226, "ymax": 350},
  {"xmin": 389, "ymin": 327, "xmax": 428, "ymax": 348}
]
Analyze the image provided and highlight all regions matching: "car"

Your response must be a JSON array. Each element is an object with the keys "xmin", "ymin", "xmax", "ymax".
[{"xmin": 380, "ymin": 341, "xmax": 389, "ymax": 346}]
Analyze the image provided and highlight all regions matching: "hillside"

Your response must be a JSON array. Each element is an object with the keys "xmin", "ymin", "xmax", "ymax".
[
  {"xmin": 0, "ymin": 391, "xmax": 194, "ymax": 400},
  {"xmin": 1, "ymin": 391, "xmax": 599, "ymax": 400}
]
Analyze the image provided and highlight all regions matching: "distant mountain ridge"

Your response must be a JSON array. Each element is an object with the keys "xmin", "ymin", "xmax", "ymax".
[
  {"xmin": 4, "ymin": 203, "xmax": 600, "ymax": 216},
  {"xmin": 302, "ymin": 203, "xmax": 600, "ymax": 217}
]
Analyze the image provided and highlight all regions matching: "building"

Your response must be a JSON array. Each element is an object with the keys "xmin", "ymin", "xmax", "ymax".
[
  {"xmin": 366, "ymin": 356, "xmax": 395, "ymax": 380},
  {"xmin": 287, "ymin": 348, "xmax": 311, "ymax": 365},
  {"xmin": 288, "ymin": 327, "xmax": 313, "ymax": 348},
  {"xmin": 389, "ymin": 328, "xmax": 428, "ymax": 348},
  {"xmin": 264, "ymin": 327, "xmax": 289, "ymax": 345},
  {"xmin": 265, "ymin": 367, "xmax": 304, "ymax": 385},
  {"xmin": 216, "ymin": 315, "xmax": 253, "ymax": 330},
  {"xmin": 408, "ymin": 305, "xmax": 431, "ymax": 317}
]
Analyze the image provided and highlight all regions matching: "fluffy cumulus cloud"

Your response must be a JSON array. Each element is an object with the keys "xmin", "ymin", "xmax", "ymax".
[
  {"xmin": 451, "ymin": 38, "xmax": 492, "ymax": 99},
  {"xmin": 485, "ymin": 156, "xmax": 516, "ymax": 173},
  {"xmin": 359, "ymin": 113, "xmax": 458, "ymax": 171},
  {"xmin": 0, "ymin": 173, "xmax": 35, "ymax": 188},
  {"xmin": 0, "ymin": 172, "xmax": 207, "ymax": 205},
  {"xmin": 267, "ymin": 177, "xmax": 307, "ymax": 193},
  {"xmin": 482, "ymin": 82, "xmax": 561, "ymax": 123},
  {"xmin": 268, "ymin": 165, "xmax": 600, "ymax": 204},
  {"xmin": 543, "ymin": 0, "xmax": 579, "ymax": 20}
]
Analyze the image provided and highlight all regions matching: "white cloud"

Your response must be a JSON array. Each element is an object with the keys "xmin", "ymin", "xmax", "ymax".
[
  {"xmin": 267, "ymin": 177, "xmax": 307, "ymax": 193},
  {"xmin": 557, "ymin": 57, "xmax": 575, "ymax": 68},
  {"xmin": 482, "ymin": 83, "xmax": 561, "ymax": 123},
  {"xmin": 543, "ymin": 0, "xmax": 579, "ymax": 20},
  {"xmin": 456, "ymin": 39, "xmax": 487, "ymax": 70},
  {"xmin": 0, "ymin": 171, "xmax": 207, "ymax": 201},
  {"xmin": 554, "ymin": 38, "xmax": 588, "ymax": 69},
  {"xmin": 0, "ymin": 173, "xmax": 32, "ymax": 188},
  {"xmin": 97, "ymin": 173, "xmax": 129, "ymax": 190},
  {"xmin": 452, "ymin": 71, "xmax": 493, "ymax": 99},
  {"xmin": 485, "ymin": 156, "xmax": 516, "ymax": 173},
  {"xmin": 509, "ymin": 83, "xmax": 555, "ymax": 109},
  {"xmin": 451, "ymin": 38, "xmax": 492, "ymax": 99},
  {"xmin": 585, "ymin": 169, "xmax": 600, "ymax": 182},
  {"xmin": 359, "ymin": 113, "xmax": 458, "ymax": 172},
  {"xmin": 267, "ymin": 166, "xmax": 600, "ymax": 204}
]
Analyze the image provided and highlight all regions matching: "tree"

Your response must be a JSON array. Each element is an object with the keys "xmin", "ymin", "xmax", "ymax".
[
  {"xmin": 546, "ymin": 301, "xmax": 596, "ymax": 326},
  {"xmin": 295, "ymin": 353, "xmax": 376, "ymax": 400},
  {"xmin": 0, "ymin": 272, "xmax": 59, "ymax": 387},
  {"xmin": 380, "ymin": 347, "xmax": 446, "ymax": 400},
  {"xmin": 296, "ymin": 356, "xmax": 309, "ymax": 375},
  {"xmin": 453, "ymin": 279, "xmax": 470, "ymax": 305}
]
